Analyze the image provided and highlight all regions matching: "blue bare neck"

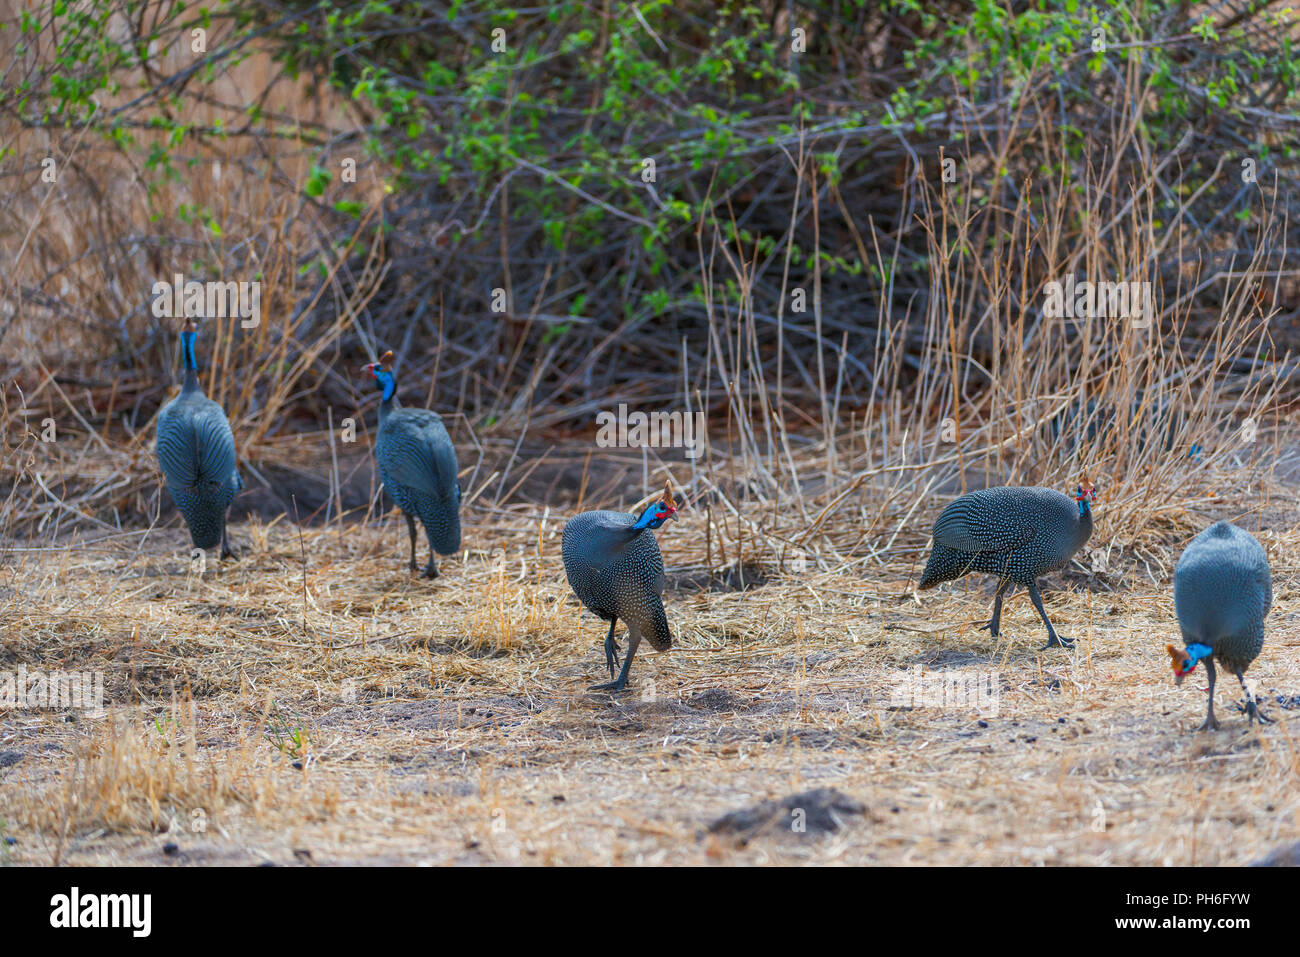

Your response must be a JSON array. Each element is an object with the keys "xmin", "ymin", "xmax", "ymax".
[
  {"xmin": 375, "ymin": 370, "xmax": 398, "ymax": 421},
  {"xmin": 180, "ymin": 330, "xmax": 200, "ymax": 391}
]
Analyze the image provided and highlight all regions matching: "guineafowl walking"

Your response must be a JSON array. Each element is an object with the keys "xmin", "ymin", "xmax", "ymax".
[
  {"xmin": 361, "ymin": 351, "xmax": 460, "ymax": 578},
  {"xmin": 1167, "ymin": 521, "xmax": 1272, "ymax": 731},
  {"xmin": 562, "ymin": 483, "xmax": 678, "ymax": 692},
  {"xmin": 918, "ymin": 481, "xmax": 1097, "ymax": 649},
  {"xmin": 156, "ymin": 319, "xmax": 242, "ymax": 558}
]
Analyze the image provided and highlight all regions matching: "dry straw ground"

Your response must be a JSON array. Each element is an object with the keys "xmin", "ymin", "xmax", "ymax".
[
  {"xmin": 4, "ymin": 2, "xmax": 1300, "ymax": 867},
  {"xmin": 2, "ymin": 451, "xmax": 1298, "ymax": 867}
]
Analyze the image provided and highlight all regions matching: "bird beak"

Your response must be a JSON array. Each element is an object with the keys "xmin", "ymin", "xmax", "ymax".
[{"xmin": 1173, "ymin": 672, "xmax": 1186, "ymax": 687}]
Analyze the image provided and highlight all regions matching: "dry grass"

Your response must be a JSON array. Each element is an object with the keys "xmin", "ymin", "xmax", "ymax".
[{"xmin": 2, "ymin": 463, "xmax": 1298, "ymax": 866}]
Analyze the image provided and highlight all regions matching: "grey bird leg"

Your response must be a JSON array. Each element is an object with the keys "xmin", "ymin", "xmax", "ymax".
[
  {"xmin": 1234, "ymin": 669, "xmax": 1272, "ymax": 725},
  {"xmin": 1197, "ymin": 658, "xmax": 1220, "ymax": 731},
  {"xmin": 602, "ymin": 619, "xmax": 621, "ymax": 679},
  {"xmin": 405, "ymin": 514, "xmax": 419, "ymax": 573},
  {"xmin": 980, "ymin": 580, "xmax": 1010, "ymax": 637},
  {"xmin": 1029, "ymin": 581, "xmax": 1073, "ymax": 650},
  {"xmin": 417, "ymin": 521, "xmax": 440, "ymax": 579},
  {"xmin": 220, "ymin": 522, "xmax": 236, "ymax": 560},
  {"xmin": 591, "ymin": 627, "xmax": 641, "ymax": 693}
]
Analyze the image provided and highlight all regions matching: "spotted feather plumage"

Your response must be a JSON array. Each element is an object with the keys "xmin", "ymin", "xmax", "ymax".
[
  {"xmin": 562, "ymin": 507, "xmax": 673, "ymax": 691},
  {"xmin": 156, "ymin": 339, "xmax": 241, "ymax": 555},
  {"xmin": 367, "ymin": 360, "xmax": 461, "ymax": 578},
  {"xmin": 918, "ymin": 485, "xmax": 1094, "ymax": 648},
  {"xmin": 1172, "ymin": 521, "xmax": 1272, "ymax": 730}
]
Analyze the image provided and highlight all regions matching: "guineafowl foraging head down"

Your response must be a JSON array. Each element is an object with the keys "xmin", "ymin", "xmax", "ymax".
[{"xmin": 1168, "ymin": 520, "xmax": 1273, "ymax": 731}]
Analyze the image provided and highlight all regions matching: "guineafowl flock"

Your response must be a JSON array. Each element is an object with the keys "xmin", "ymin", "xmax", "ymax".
[{"xmin": 156, "ymin": 321, "xmax": 1281, "ymax": 731}]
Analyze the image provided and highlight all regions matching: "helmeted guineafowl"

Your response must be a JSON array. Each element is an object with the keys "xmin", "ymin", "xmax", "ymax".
[
  {"xmin": 1167, "ymin": 521, "xmax": 1272, "ymax": 731},
  {"xmin": 562, "ymin": 482, "xmax": 678, "ymax": 692},
  {"xmin": 918, "ymin": 481, "xmax": 1097, "ymax": 649},
  {"xmin": 362, "ymin": 350, "xmax": 461, "ymax": 578},
  {"xmin": 156, "ymin": 319, "xmax": 242, "ymax": 558}
]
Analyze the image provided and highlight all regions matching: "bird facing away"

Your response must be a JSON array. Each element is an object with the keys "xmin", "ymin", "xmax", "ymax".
[
  {"xmin": 561, "ymin": 482, "xmax": 678, "ymax": 692},
  {"xmin": 1167, "ymin": 521, "xmax": 1273, "ymax": 731},
  {"xmin": 918, "ymin": 481, "xmax": 1097, "ymax": 649},
  {"xmin": 156, "ymin": 320, "xmax": 242, "ymax": 559},
  {"xmin": 362, "ymin": 350, "xmax": 461, "ymax": 578}
]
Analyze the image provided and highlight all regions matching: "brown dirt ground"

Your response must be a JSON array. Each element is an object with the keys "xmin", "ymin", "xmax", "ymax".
[{"xmin": 1, "ymin": 507, "xmax": 1298, "ymax": 866}]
